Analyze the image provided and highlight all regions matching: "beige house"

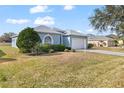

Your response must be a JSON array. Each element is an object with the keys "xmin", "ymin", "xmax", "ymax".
[
  {"xmin": 118, "ymin": 40, "xmax": 124, "ymax": 45},
  {"xmin": 88, "ymin": 36, "xmax": 115, "ymax": 47}
]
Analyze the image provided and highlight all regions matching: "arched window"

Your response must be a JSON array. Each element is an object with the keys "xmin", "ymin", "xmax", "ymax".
[{"xmin": 44, "ymin": 36, "xmax": 52, "ymax": 44}]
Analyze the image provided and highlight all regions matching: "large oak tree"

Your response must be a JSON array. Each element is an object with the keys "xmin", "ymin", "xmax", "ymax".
[
  {"xmin": 89, "ymin": 6, "xmax": 124, "ymax": 31},
  {"xmin": 89, "ymin": 5, "xmax": 124, "ymax": 44}
]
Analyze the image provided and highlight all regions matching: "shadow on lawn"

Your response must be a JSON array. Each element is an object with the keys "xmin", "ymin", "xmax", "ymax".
[
  {"xmin": 28, "ymin": 52, "xmax": 63, "ymax": 56},
  {"xmin": 0, "ymin": 50, "xmax": 16, "ymax": 63},
  {"xmin": 0, "ymin": 58, "xmax": 16, "ymax": 63},
  {"xmin": 0, "ymin": 50, "xmax": 6, "ymax": 57},
  {"xmin": 41, "ymin": 52, "xmax": 63, "ymax": 56}
]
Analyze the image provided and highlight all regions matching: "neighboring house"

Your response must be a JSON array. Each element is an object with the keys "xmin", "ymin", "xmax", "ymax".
[
  {"xmin": 118, "ymin": 40, "xmax": 124, "ymax": 45},
  {"xmin": 11, "ymin": 35, "xmax": 18, "ymax": 48},
  {"xmin": 12, "ymin": 25, "xmax": 88, "ymax": 49},
  {"xmin": 88, "ymin": 36, "xmax": 115, "ymax": 47},
  {"xmin": 106, "ymin": 34, "xmax": 124, "ymax": 46}
]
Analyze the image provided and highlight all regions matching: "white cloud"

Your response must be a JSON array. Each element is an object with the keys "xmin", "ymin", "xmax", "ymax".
[
  {"xmin": 34, "ymin": 16, "xmax": 55, "ymax": 26},
  {"xmin": 77, "ymin": 30, "xmax": 83, "ymax": 33},
  {"xmin": 87, "ymin": 28, "xmax": 94, "ymax": 32},
  {"xmin": 64, "ymin": 5, "xmax": 75, "ymax": 10},
  {"xmin": 30, "ymin": 5, "xmax": 48, "ymax": 14},
  {"xmin": 86, "ymin": 28, "xmax": 99, "ymax": 34},
  {"xmin": 6, "ymin": 19, "xmax": 30, "ymax": 24}
]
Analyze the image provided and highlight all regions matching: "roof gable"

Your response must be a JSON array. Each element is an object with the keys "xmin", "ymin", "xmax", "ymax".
[
  {"xmin": 12, "ymin": 25, "xmax": 87, "ymax": 37},
  {"xmin": 34, "ymin": 25, "xmax": 65, "ymax": 34}
]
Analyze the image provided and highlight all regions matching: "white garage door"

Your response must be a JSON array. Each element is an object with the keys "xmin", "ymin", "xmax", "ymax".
[{"xmin": 72, "ymin": 37, "xmax": 86, "ymax": 49}]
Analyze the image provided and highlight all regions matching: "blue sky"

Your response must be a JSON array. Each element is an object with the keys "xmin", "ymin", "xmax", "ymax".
[{"xmin": 0, "ymin": 5, "xmax": 111, "ymax": 36}]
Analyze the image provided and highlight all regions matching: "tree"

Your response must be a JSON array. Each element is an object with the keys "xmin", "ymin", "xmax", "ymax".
[
  {"xmin": 116, "ymin": 23, "xmax": 124, "ymax": 44},
  {"xmin": 0, "ymin": 32, "xmax": 16, "ymax": 43},
  {"xmin": 89, "ymin": 5, "xmax": 124, "ymax": 45},
  {"xmin": 90, "ymin": 6, "xmax": 123, "ymax": 31},
  {"xmin": 16, "ymin": 27, "xmax": 41, "ymax": 53}
]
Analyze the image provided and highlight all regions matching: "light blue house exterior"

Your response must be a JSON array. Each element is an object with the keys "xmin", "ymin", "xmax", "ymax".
[
  {"xmin": 12, "ymin": 25, "xmax": 88, "ymax": 49},
  {"xmin": 11, "ymin": 35, "xmax": 18, "ymax": 48}
]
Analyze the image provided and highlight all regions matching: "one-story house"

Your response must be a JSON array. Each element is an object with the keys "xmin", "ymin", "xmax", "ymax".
[
  {"xmin": 12, "ymin": 25, "xmax": 88, "ymax": 49},
  {"xmin": 88, "ymin": 36, "xmax": 115, "ymax": 47}
]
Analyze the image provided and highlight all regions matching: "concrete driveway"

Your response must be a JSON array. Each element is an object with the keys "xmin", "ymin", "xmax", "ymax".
[{"xmin": 78, "ymin": 49, "xmax": 124, "ymax": 57}]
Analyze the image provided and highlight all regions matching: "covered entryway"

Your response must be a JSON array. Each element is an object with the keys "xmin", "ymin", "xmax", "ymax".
[{"xmin": 71, "ymin": 37, "xmax": 87, "ymax": 49}]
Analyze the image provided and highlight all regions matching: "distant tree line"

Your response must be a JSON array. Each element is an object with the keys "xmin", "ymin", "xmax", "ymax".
[{"xmin": 0, "ymin": 32, "xmax": 16, "ymax": 43}]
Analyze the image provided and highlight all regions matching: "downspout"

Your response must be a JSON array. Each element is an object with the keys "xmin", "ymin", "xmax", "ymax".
[
  {"xmin": 60, "ymin": 34, "xmax": 61, "ymax": 45},
  {"xmin": 70, "ymin": 35, "xmax": 72, "ymax": 49}
]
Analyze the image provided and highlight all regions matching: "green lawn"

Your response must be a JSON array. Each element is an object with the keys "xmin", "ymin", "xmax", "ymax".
[{"xmin": 0, "ymin": 45, "xmax": 124, "ymax": 88}]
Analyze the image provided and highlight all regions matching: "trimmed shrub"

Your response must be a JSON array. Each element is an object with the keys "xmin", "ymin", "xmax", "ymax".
[
  {"xmin": 88, "ymin": 43, "xmax": 94, "ymax": 49},
  {"xmin": 64, "ymin": 49, "xmax": 69, "ymax": 52},
  {"xmin": 41, "ymin": 44, "xmax": 51, "ymax": 53},
  {"xmin": 16, "ymin": 27, "xmax": 41, "ymax": 53},
  {"xmin": 33, "ymin": 44, "xmax": 51, "ymax": 54},
  {"xmin": 42, "ymin": 44, "xmax": 66, "ymax": 52},
  {"xmin": 51, "ymin": 44, "xmax": 65, "ymax": 51},
  {"xmin": 33, "ymin": 42, "xmax": 43, "ymax": 55},
  {"xmin": 33, "ymin": 44, "xmax": 66, "ymax": 55},
  {"xmin": 65, "ymin": 47, "xmax": 71, "ymax": 50}
]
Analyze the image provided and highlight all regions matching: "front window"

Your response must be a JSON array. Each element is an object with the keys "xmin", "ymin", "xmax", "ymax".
[{"xmin": 44, "ymin": 36, "xmax": 52, "ymax": 44}]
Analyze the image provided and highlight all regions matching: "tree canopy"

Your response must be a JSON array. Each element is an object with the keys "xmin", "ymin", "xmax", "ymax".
[
  {"xmin": 0, "ymin": 32, "xmax": 16, "ymax": 43},
  {"xmin": 89, "ymin": 5, "xmax": 124, "ymax": 35},
  {"xmin": 16, "ymin": 27, "xmax": 41, "ymax": 53}
]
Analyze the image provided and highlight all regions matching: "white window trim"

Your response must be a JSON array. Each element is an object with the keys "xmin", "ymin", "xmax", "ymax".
[{"xmin": 43, "ymin": 34, "xmax": 54, "ymax": 44}]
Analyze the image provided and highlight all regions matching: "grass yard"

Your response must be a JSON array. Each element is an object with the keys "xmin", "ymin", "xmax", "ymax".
[
  {"xmin": 0, "ymin": 45, "xmax": 124, "ymax": 88},
  {"xmin": 93, "ymin": 47, "xmax": 124, "ymax": 52}
]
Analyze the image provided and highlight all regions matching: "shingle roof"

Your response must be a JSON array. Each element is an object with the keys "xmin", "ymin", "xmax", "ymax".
[
  {"xmin": 88, "ymin": 36, "xmax": 113, "ymax": 41},
  {"xmin": 34, "ymin": 25, "xmax": 87, "ymax": 37},
  {"xmin": 34, "ymin": 25, "xmax": 65, "ymax": 34},
  {"xmin": 65, "ymin": 30, "xmax": 87, "ymax": 37},
  {"xmin": 12, "ymin": 25, "xmax": 87, "ymax": 38},
  {"xmin": 11, "ymin": 35, "xmax": 18, "ymax": 38}
]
